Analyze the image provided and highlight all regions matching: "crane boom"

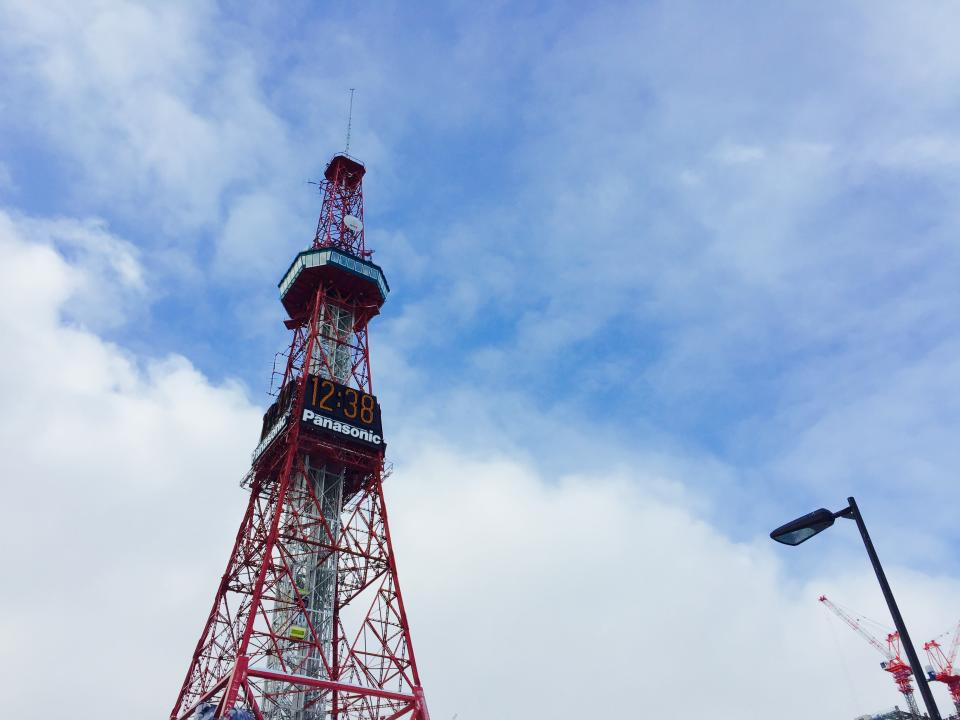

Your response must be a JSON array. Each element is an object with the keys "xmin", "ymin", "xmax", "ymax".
[
  {"xmin": 948, "ymin": 619, "xmax": 960, "ymax": 667},
  {"xmin": 819, "ymin": 595, "xmax": 920, "ymax": 717},
  {"xmin": 819, "ymin": 595, "xmax": 893, "ymax": 659}
]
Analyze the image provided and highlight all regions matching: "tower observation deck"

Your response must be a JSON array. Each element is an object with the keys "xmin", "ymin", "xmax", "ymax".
[{"xmin": 170, "ymin": 153, "xmax": 431, "ymax": 720}]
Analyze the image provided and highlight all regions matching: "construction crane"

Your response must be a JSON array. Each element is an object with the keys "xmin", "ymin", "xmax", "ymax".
[
  {"xmin": 819, "ymin": 595, "xmax": 921, "ymax": 717},
  {"xmin": 924, "ymin": 619, "xmax": 960, "ymax": 715}
]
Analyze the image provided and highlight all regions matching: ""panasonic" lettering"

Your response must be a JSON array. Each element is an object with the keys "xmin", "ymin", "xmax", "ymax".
[{"xmin": 302, "ymin": 409, "xmax": 382, "ymax": 445}]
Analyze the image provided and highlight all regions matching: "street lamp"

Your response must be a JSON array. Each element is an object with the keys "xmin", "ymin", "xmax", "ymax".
[{"xmin": 770, "ymin": 496, "xmax": 941, "ymax": 720}]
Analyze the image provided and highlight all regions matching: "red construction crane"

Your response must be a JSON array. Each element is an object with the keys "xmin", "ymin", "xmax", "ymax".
[
  {"xmin": 819, "ymin": 595, "xmax": 921, "ymax": 716},
  {"xmin": 924, "ymin": 619, "xmax": 960, "ymax": 715}
]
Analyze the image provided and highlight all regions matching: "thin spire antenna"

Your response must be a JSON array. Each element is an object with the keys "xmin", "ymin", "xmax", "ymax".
[{"xmin": 345, "ymin": 88, "xmax": 355, "ymax": 154}]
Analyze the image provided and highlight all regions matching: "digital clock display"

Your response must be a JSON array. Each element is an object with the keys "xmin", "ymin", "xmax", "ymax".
[{"xmin": 301, "ymin": 375, "xmax": 384, "ymax": 450}]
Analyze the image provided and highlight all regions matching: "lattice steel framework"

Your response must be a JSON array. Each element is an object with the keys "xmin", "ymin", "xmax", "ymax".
[{"xmin": 171, "ymin": 154, "xmax": 430, "ymax": 720}]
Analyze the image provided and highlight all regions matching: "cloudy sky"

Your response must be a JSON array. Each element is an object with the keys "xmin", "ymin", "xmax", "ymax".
[{"xmin": 2, "ymin": 1, "xmax": 960, "ymax": 718}]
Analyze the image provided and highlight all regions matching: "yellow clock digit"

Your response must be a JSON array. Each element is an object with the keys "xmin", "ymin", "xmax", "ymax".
[
  {"xmin": 360, "ymin": 393, "xmax": 375, "ymax": 425},
  {"xmin": 343, "ymin": 388, "xmax": 359, "ymax": 419},
  {"xmin": 318, "ymin": 380, "xmax": 336, "ymax": 411}
]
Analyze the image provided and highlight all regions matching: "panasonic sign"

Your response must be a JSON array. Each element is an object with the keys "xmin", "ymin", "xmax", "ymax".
[{"xmin": 302, "ymin": 409, "xmax": 383, "ymax": 448}]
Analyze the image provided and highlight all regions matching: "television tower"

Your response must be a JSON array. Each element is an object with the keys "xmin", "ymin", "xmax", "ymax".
[{"xmin": 170, "ymin": 152, "xmax": 431, "ymax": 720}]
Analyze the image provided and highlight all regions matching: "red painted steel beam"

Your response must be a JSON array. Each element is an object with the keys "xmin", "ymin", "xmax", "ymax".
[{"xmin": 246, "ymin": 667, "xmax": 416, "ymax": 704}]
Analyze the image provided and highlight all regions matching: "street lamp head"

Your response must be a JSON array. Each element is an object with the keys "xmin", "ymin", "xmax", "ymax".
[{"xmin": 770, "ymin": 508, "xmax": 836, "ymax": 546}]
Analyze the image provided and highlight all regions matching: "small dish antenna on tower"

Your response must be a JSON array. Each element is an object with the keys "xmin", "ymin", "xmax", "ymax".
[{"xmin": 344, "ymin": 214, "xmax": 363, "ymax": 233}]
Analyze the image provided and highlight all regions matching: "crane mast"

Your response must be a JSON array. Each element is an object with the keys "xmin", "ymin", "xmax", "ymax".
[{"xmin": 819, "ymin": 595, "xmax": 921, "ymax": 717}]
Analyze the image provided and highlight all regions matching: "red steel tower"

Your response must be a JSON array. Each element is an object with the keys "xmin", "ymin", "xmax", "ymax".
[{"xmin": 170, "ymin": 153, "xmax": 430, "ymax": 720}]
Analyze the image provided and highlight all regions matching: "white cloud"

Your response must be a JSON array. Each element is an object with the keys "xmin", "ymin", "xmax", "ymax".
[
  {"xmin": 0, "ymin": 160, "xmax": 14, "ymax": 193},
  {"xmin": 0, "ymin": 0, "xmax": 302, "ymax": 238},
  {"xmin": 713, "ymin": 141, "xmax": 767, "ymax": 165},
  {"xmin": 5, "ymin": 212, "xmax": 145, "ymax": 328},
  {"xmin": 877, "ymin": 134, "xmax": 960, "ymax": 170},
  {"xmin": 2, "ymin": 210, "xmax": 958, "ymax": 719},
  {"xmin": 216, "ymin": 189, "xmax": 304, "ymax": 278},
  {"xmin": 391, "ymin": 444, "xmax": 960, "ymax": 720},
  {"xmin": 856, "ymin": 1, "xmax": 960, "ymax": 109},
  {"xmin": 0, "ymin": 209, "xmax": 259, "ymax": 716}
]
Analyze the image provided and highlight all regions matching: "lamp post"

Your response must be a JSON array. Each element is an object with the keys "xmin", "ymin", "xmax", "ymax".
[{"xmin": 771, "ymin": 496, "xmax": 941, "ymax": 720}]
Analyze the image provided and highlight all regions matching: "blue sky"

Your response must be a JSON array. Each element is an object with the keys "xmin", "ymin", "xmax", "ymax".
[{"xmin": 2, "ymin": 2, "xmax": 960, "ymax": 718}]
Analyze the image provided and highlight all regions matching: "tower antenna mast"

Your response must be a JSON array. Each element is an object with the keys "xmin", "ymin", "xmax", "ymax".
[{"xmin": 345, "ymin": 88, "xmax": 355, "ymax": 154}]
